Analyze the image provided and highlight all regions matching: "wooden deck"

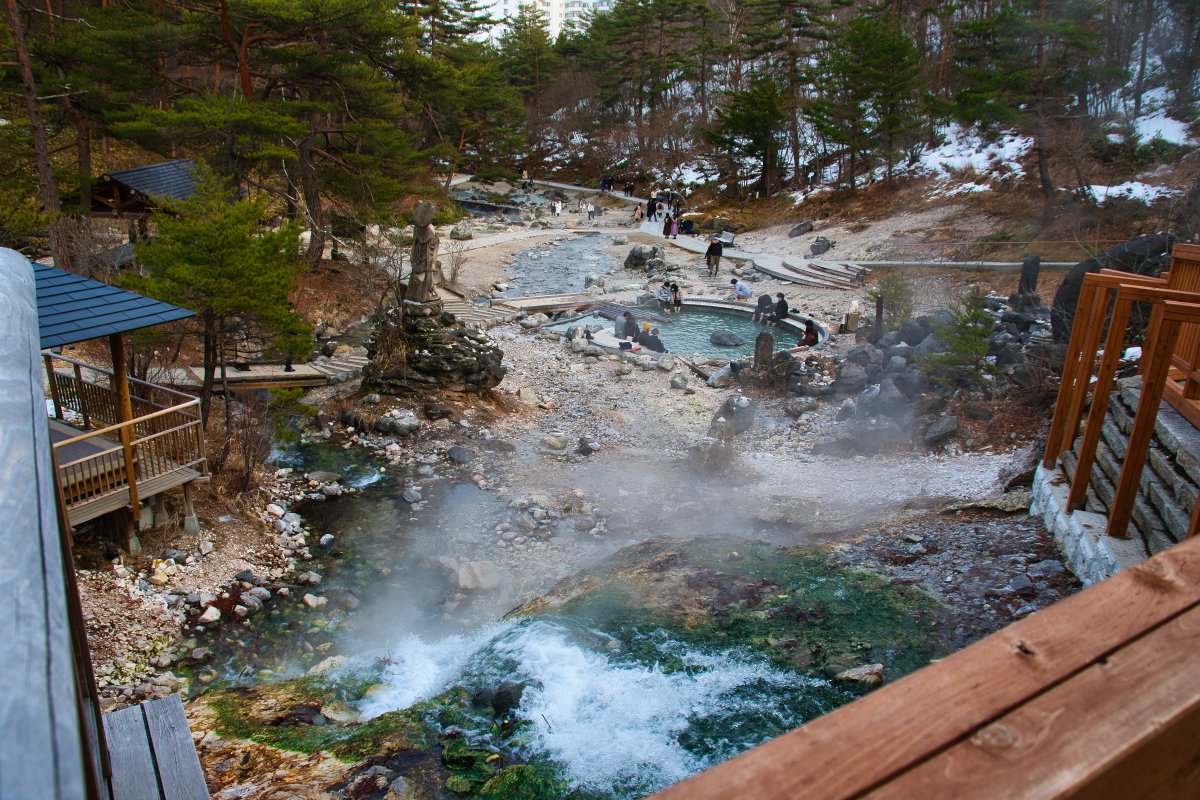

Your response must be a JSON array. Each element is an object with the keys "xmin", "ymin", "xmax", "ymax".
[
  {"xmin": 652, "ymin": 532, "xmax": 1200, "ymax": 799},
  {"xmin": 155, "ymin": 353, "xmax": 367, "ymax": 392},
  {"xmin": 103, "ymin": 695, "xmax": 209, "ymax": 800}
]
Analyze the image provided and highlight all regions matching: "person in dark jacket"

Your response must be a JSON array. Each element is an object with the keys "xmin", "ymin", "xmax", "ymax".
[
  {"xmin": 641, "ymin": 327, "xmax": 667, "ymax": 353},
  {"xmin": 799, "ymin": 319, "xmax": 819, "ymax": 347},
  {"xmin": 705, "ymin": 238, "xmax": 723, "ymax": 276},
  {"xmin": 662, "ymin": 214, "xmax": 674, "ymax": 238},
  {"xmin": 620, "ymin": 311, "xmax": 640, "ymax": 340},
  {"xmin": 768, "ymin": 292, "xmax": 789, "ymax": 327},
  {"xmin": 752, "ymin": 293, "xmax": 773, "ymax": 323}
]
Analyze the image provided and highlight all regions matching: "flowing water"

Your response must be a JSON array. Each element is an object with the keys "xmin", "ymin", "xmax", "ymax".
[
  {"xmin": 191, "ymin": 235, "xmax": 938, "ymax": 797},
  {"xmin": 498, "ymin": 235, "xmax": 617, "ymax": 298}
]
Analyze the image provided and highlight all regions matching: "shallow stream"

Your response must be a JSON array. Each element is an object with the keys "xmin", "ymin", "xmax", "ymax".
[{"xmin": 189, "ymin": 235, "xmax": 945, "ymax": 797}]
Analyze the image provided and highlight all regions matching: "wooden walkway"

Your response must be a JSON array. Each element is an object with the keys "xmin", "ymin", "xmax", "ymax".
[
  {"xmin": 442, "ymin": 298, "xmax": 523, "ymax": 327},
  {"xmin": 157, "ymin": 353, "xmax": 367, "ymax": 392},
  {"xmin": 652, "ymin": 532, "xmax": 1200, "ymax": 799},
  {"xmin": 103, "ymin": 695, "xmax": 209, "ymax": 800}
]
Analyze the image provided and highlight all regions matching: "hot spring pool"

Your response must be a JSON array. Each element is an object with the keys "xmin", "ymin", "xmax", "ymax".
[{"xmin": 551, "ymin": 305, "xmax": 808, "ymax": 360}]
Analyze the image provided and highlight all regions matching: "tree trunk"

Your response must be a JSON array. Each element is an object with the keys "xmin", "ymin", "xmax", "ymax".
[
  {"xmin": 200, "ymin": 314, "xmax": 217, "ymax": 425},
  {"xmin": 1132, "ymin": 0, "xmax": 1152, "ymax": 116},
  {"xmin": 299, "ymin": 112, "xmax": 325, "ymax": 271},
  {"xmin": 6, "ymin": 0, "xmax": 71, "ymax": 271}
]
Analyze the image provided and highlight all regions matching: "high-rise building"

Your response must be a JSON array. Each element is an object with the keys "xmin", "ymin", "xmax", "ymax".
[{"xmin": 486, "ymin": 0, "xmax": 614, "ymax": 39}]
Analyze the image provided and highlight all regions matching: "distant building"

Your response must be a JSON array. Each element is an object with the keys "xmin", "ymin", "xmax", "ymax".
[{"xmin": 485, "ymin": 0, "xmax": 613, "ymax": 39}]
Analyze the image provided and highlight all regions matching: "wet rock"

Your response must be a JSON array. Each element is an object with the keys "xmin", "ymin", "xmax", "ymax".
[
  {"xmin": 298, "ymin": 571, "xmax": 323, "ymax": 586},
  {"xmin": 709, "ymin": 330, "xmax": 744, "ymax": 348},
  {"xmin": 308, "ymin": 471, "xmax": 342, "ymax": 484},
  {"xmin": 303, "ymin": 593, "xmax": 327, "ymax": 608},
  {"xmin": 401, "ymin": 488, "xmax": 423, "ymax": 504},
  {"xmin": 834, "ymin": 663, "xmax": 884, "ymax": 685},
  {"xmin": 197, "ymin": 606, "xmax": 221, "ymax": 624}
]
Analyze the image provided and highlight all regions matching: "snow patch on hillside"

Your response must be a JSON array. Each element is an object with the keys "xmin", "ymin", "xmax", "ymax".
[
  {"xmin": 1133, "ymin": 114, "xmax": 1193, "ymax": 145},
  {"xmin": 1085, "ymin": 181, "xmax": 1182, "ymax": 204},
  {"xmin": 919, "ymin": 125, "xmax": 1032, "ymax": 181}
]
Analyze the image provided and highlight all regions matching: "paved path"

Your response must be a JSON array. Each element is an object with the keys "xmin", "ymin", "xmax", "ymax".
[{"xmin": 446, "ymin": 176, "xmax": 864, "ymax": 288}]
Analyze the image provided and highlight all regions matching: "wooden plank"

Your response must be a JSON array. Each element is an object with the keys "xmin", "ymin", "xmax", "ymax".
[
  {"xmin": 650, "ymin": 534, "xmax": 1200, "ymax": 800},
  {"xmin": 142, "ymin": 696, "xmax": 208, "ymax": 800},
  {"xmin": 864, "ymin": 602, "xmax": 1200, "ymax": 799},
  {"xmin": 103, "ymin": 706, "xmax": 161, "ymax": 800},
  {"xmin": 0, "ymin": 249, "xmax": 93, "ymax": 798}
]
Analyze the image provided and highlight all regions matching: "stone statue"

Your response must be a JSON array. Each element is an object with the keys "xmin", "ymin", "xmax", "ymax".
[
  {"xmin": 1018, "ymin": 253, "xmax": 1041, "ymax": 295},
  {"xmin": 406, "ymin": 201, "xmax": 441, "ymax": 306}
]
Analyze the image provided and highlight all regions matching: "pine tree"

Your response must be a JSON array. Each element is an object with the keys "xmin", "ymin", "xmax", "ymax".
[
  {"xmin": 131, "ymin": 165, "xmax": 307, "ymax": 425},
  {"xmin": 705, "ymin": 75, "xmax": 787, "ymax": 195}
]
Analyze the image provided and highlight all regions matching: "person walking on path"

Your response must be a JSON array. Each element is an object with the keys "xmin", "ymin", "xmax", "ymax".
[
  {"xmin": 587, "ymin": 202, "xmax": 595, "ymax": 221},
  {"xmin": 662, "ymin": 213, "xmax": 673, "ymax": 238},
  {"xmin": 669, "ymin": 216, "xmax": 680, "ymax": 239},
  {"xmin": 705, "ymin": 238, "xmax": 723, "ymax": 276},
  {"xmin": 648, "ymin": 198, "xmax": 659, "ymax": 222}
]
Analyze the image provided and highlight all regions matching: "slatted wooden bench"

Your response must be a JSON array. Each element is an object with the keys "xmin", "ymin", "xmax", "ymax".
[{"xmin": 103, "ymin": 695, "xmax": 209, "ymax": 800}]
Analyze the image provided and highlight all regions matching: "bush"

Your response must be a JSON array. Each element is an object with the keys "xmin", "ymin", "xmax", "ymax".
[
  {"xmin": 868, "ymin": 271, "xmax": 915, "ymax": 331},
  {"xmin": 920, "ymin": 288, "xmax": 1001, "ymax": 392}
]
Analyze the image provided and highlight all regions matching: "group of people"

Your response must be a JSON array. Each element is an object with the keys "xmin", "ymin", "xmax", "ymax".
[
  {"xmin": 656, "ymin": 280, "xmax": 684, "ymax": 313},
  {"xmin": 619, "ymin": 311, "xmax": 667, "ymax": 352},
  {"xmin": 647, "ymin": 194, "xmax": 683, "ymax": 222},
  {"xmin": 751, "ymin": 292, "xmax": 789, "ymax": 326},
  {"xmin": 662, "ymin": 214, "xmax": 680, "ymax": 238}
]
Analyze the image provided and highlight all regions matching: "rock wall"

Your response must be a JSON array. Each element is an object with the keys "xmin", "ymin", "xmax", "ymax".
[{"xmin": 363, "ymin": 311, "xmax": 507, "ymax": 395}]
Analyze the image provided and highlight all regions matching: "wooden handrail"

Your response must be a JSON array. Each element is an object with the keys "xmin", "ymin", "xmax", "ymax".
[
  {"xmin": 43, "ymin": 351, "xmax": 199, "ymax": 405},
  {"xmin": 50, "ymin": 399, "xmax": 201, "ymax": 449}
]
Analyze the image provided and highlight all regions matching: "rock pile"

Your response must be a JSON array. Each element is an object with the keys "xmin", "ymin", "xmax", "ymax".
[{"xmin": 364, "ymin": 312, "xmax": 507, "ymax": 394}]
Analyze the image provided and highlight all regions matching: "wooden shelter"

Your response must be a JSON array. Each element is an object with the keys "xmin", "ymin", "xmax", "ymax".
[
  {"xmin": 35, "ymin": 262, "xmax": 209, "ymax": 554},
  {"xmin": 89, "ymin": 160, "xmax": 198, "ymax": 220}
]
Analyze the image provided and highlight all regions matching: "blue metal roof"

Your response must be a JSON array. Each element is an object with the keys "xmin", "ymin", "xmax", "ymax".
[
  {"xmin": 33, "ymin": 263, "xmax": 195, "ymax": 348},
  {"xmin": 102, "ymin": 160, "xmax": 197, "ymax": 204}
]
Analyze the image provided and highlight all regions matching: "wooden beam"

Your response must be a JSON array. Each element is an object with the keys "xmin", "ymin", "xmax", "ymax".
[
  {"xmin": 109, "ymin": 334, "xmax": 140, "ymax": 523},
  {"xmin": 0, "ymin": 248, "xmax": 98, "ymax": 798},
  {"xmin": 651, "ymin": 535, "xmax": 1200, "ymax": 800}
]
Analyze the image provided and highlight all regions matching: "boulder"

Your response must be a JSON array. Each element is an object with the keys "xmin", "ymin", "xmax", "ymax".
[
  {"xmin": 710, "ymin": 330, "xmax": 745, "ymax": 348},
  {"xmin": 447, "ymin": 445, "xmax": 475, "ymax": 465},
  {"xmin": 810, "ymin": 236, "xmax": 833, "ymax": 255},
  {"xmin": 784, "ymin": 397, "xmax": 818, "ymax": 418},
  {"xmin": 670, "ymin": 372, "xmax": 688, "ymax": 389},
  {"xmin": 897, "ymin": 318, "xmax": 930, "ymax": 346},
  {"xmin": 834, "ymin": 663, "xmax": 884, "ymax": 685},
  {"xmin": 711, "ymin": 394, "xmax": 756, "ymax": 435},
  {"xmin": 197, "ymin": 606, "xmax": 221, "ymax": 624},
  {"xmin": 624, "ymin": 244, "xmax": 661, "ymax": 270},
  {"xmin": 401, "ymin": 487, "xmax": 423, "ymax": 504},
  {"xmin": 788, "ymin": 221, "xmax": 815, "ymax": 238},
  {"xmin": 448, "ymin": 221, "xmax": 473, "ymax": 240},
  {"xmin": 831, "ymin": 363, "xmax": 869, "ymax": 394},
  {"xmin": 922, "ymin": 414, "xmax": 958, "ymax": 446}
]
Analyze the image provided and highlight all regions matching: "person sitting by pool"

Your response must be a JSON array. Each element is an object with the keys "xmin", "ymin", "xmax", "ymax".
[
  {"xmin": 727, "ymin": 278, "xmax": 752, "ymax": 301},
  {"xmin": 656, "ymin": 281, "xmax": 672, "ymax": 312},
  {"xmin": 642, "ymin": 327, "xmax": 667, "ymax": 353},
  {"xmin": 799, "ymin": 319, "xmax": 819, "ymax": 347},
  {"xmin": 669, "ymin": 282, "xmax": 683, "ymax": 314},
  {"xmin": 768, "ymin": 292, "xmax": 789, "ymax": 327},
  {"xmin": 620, "ymin": 311, "xmax": 640, "ymax": 340},
  {"xmin": 751, "ymin": 293, "xmax": 773, "ymax": 323}
]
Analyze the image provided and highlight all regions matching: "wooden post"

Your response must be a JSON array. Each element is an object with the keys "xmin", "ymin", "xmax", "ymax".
[
  {"xmin": 74, "ymin": 362, "xmax": 89, "ymax": 427},
  {"xmin": 1044, "ymin": 281, "xmax": 1105, "ymax": 467},
  {"xmin": 181, "ymin": 482, "xmax": 200, "ymax": 535},
  {"xmin": 45, "ymin": 354, "xmax": 63, "ymax": 419},
  {"xmin": 109, "ymin": 334, "xmax": 139, "ymax": 524},
  {"xmin": 1108, "ymin": 304, "xmax": 1177, "ymax": 538},
  {"xmin": 1068, "ymin": 292, "xmax": 1135, "ymax": 510}
]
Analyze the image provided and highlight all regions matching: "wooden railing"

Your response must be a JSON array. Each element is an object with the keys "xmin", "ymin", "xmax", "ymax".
[
  {"xmin": 1043, "ymin": 242, "xmax": 1200, "ymax": 540},
  {"xmin": 44, "ymin": 353, "xmax": 207, "ymax": 524}
]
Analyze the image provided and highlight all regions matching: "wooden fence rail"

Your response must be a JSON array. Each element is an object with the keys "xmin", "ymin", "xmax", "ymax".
[{"xmin": 1042, "ymin": 243, "xmax": 1200, "ymax": 540}]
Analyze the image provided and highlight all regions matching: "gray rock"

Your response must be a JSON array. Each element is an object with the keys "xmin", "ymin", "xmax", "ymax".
[
  {"xmin": 885, "ymin": 355, "xmax": 908, "ymax": 373},
  {"xmin": 542, "ymin": 434, "xmax": 570, "ymax": 450},
  {"xmin": 584, "ymin": 273, "xmax": 606, "ymax": 289},
  {"xmin": 449, "ymin": 220, "xmax": 473, "ymax": 240},
  {"xmin": 711, "ymin": 394, "xmax": 756, "ymax": 435},
  {"xmin": 784, "ymin": 397, "xmax": 819, "ymax": 418},
  {"xmin": 308, "ymin": 471, "xmax": 342, "ymax": 484},
  {"xmin": 401, "ymin": 487, "xmax": 423, "ymax": 504},
  {"xmin": 670, "ymin": 372, "xmax": 688, "ymax": 389},
  {"xmin": 161, "ymin": 548, "xmax": 186, "ymax": 562},
  {"xmin": 447, "ymin": 446, "xmax": 475, "ymax": 465},
  {"xmin": 788, "ymin": 221, "xmax": 815, "ymax": 238},
  {"xmin": 898, "ymin": 318, "xmax": 930, "ymax": 346},
  {"xmin": 197, "ymin": 606, "xmax": 221, "ymax": 624},
  {"xmin": 911, "ymin": 334, "xmax": 948, "ymax": 360},
  {"xmin": 1028, "ymin": 559, "xmax": 1066, "ymax": 579},
  {"xmin": 832, "ymin": 363, "xmax": 869, "ymax": 394},
  {"xmin": 710, "ymin": 330, "xmax": 745, "ymax": 348},
  {"xmin": 362, "ymin": 393, "xmax": 381, "ymax": 404},
  {"xmin": 923, "ymin": 415, "xmax": 959, "ymax": 445},
  {"xmin": 1007, "ymin": 574, "xmax": 1037, "ymax": 597}
]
